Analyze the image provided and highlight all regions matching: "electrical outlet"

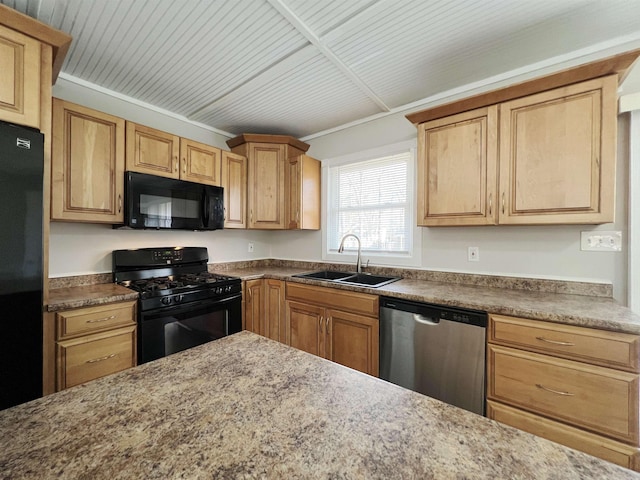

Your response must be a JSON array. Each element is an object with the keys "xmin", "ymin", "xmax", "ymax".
[
  {"xmin": 580, "ymin": 231, "xmax": 622, "ymax": 252},
  {"xmin": 468, "ymin": 246, "xmax": 479, "ymax": 262},
  {"xmin": 248, "ymin": 242, "xmax": 254, "ymax": 253}
]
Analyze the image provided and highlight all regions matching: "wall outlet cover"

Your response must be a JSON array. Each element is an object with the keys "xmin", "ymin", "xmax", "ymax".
[{"xmin": 580, "ymin": 231, "xmax": 622, "ymax": 252}]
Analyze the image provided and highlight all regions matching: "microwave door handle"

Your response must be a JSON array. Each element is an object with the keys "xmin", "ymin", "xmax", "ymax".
[{"xmin": 202, "ymin": 192, "xmax": 210, "ymax": 228}]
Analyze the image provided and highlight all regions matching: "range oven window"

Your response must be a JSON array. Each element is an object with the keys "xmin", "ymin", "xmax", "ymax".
[{"xmin": 139, "ymin": 295, "xmax": 241, "ymax": 364}]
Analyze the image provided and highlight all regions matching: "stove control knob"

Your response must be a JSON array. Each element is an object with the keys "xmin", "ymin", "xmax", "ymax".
[
  {"xmin": 216, "ymin": 287, "xmax": 223, "ymax": 294},
  {"xmin": 226, "ymin": 285, "xmax": 232, "ymax": 292},
  {"xmin": 174, "ymin": 294, "xmax": 184, "ymax": 304},
  {"xmin": 161, "ymin": 296, "xmax": 172, "ymax": 305}
]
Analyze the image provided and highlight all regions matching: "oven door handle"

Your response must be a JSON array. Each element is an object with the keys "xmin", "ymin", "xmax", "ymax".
[{"xmin": 141, "ymin": 293, "xmax": 242, "ymax": 319}]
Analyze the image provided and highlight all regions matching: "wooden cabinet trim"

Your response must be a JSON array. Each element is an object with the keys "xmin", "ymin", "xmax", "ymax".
[
  {"xmin": 180, "ymin": 138, "xmax": 221, "ymax": 186},
  {"xmin": 125, "ymin": 122, "xmax": 180, "ymax": 178},
  {"xmin": 221, "ymin": 150, "xmax": 247, "ymax": 229},
  {"xmin": 489, "ymin": 314, "xmax": 640, "ymax": 372},
  {"xmin": 488, "ymin": 344, "xmax": 640, "ymax": 444},
  {"xmin": 327, "ymin": 308, "xmax": 379, "ymax": 376}
]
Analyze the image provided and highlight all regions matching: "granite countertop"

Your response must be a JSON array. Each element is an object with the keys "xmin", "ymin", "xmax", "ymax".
[
  {"xmin": 47, "ymin": 283, "xmax": 138, "ymax": 312},
  {"xmin": 216, "ymin": 266, "xmax": 640, "ymax": 335},
  {"xmin": 1, "ymin": 331, "xmax": 636, "ymax": 479}
]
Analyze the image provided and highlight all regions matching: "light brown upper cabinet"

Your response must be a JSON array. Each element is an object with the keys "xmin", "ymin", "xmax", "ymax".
[
  {"xmin": 126, "ymin": 122, "xmax": 222, "ymax": 186},
  {"xmin": 180, "ymin": 138, "xmax": 221, "ymax": 186},
  {"xmin": 498, "ymin": 76, "xmax": 616, "ymax": 224},
  {"xmin": 221, "ymin": 150, "xmax": 247, "ymax": 229},
  {"xmin": 0, "ymin": 24, "xmax": 41, "ymax": 129},
  {"xmin": 417, "ymin": 106, "xmax": 498, "ymax": 226},
  {"xmin": 126, "ymin": 122, "xmax": 180, "ymax": 178},
  {"xmin": 413, "ymin": 74, "xmax": 619, "ymax": 226},
  {"xmin": 51, "ymin": 99, "xmax": 125, "ymax": 223},
  {"xmin": 287, "ymin": 154, "xmax": 321, "ymax": 230},
  {"xmin": 227, "ymin": 134, "xmax": 320, "ymax": 230}
]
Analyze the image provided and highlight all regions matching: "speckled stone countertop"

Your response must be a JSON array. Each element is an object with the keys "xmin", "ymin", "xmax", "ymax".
[
  {"xmin": 47, "ymin": 283, "xmax": 138, "ymax": 312},
  {"xmin": 214, "ymin": 265, "xmax": 640, "ymax": 335},
  {"xmin": 1, "ymin": 331, "xmax": 636, "ymax": 479}
]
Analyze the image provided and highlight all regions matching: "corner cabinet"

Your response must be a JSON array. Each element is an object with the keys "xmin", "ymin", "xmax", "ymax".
[
  {"xmin": 51, "ymin": 99, "xmax": 125, "ymax": 223},
  {"xmin": 54, "ymin": 300, "xmax": 137, "ymax": 391},
  {"xmin": 227, "ymin": 134, "xmax": 320, "ymax": 230},
  {"xmin": 416, "ymin": 75, "xmax": 618, "ymax": 226},
  {"xmin": 487, "ymin": 314, "xmax": 640, "ymax": 471},
  {"xmin": 0, "ymin": 24, "xmax": 41, "ymax": 129},
  {"xmin": 285, "ymin": 282, "xmax": 379, "ymax": 376}
]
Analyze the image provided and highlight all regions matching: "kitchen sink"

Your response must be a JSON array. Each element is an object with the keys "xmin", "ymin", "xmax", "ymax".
[
  {"xmin": 293, "ymin": 270, "xmax": 400, "ymax": 288},
  {"xmin": 293, "ymin": 270, "xmax": 355, "ymax": 281},
  {"xmin": 335, "ymin": 273, "xmax": 401, "ymax": 288}
]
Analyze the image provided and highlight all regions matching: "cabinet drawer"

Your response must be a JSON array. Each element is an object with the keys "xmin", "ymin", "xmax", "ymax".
[
  {"xmin": 286, "ymin": 282, "xmax": 378, "ymax": 317},
  {"xmin": 56, "ymin": 301, "xmax": 136, "ymax": 339},
  {"xmin": 487, "ymin": 401, "xmax": 640, "ymax": 471},
  {"xmin": 490, "ymin": 314, "xmax": 640, "ymax": 372},
  {"xmin": 487, "ymin": 344, "xmax": 640, "ymax": 444},
  {"xmin": 57, "ymin": 326, "xmax": 136, "ymax": 390}
]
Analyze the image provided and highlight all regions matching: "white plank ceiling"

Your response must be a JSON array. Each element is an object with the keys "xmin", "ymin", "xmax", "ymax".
[{"xmin": 3, "ymin": 0, "xmax": 640, "ymax": 139}]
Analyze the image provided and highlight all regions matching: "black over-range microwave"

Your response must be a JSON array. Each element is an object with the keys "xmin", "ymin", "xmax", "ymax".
[{"xmin": 122, "ymin": 172, "xmax": 224, "ymax": 230}]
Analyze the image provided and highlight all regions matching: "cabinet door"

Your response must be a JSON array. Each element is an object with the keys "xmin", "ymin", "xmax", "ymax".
[
  {"xmin": 125, "ymin": 122, "xmax": 180, "ymax": 178},
  {"xmin": 245, "ymin": 279, "xmax": 264, "ymax": 335},
  {"xmin": 51, "ymin": 99, "xmax": 125, "ymax": 223},
  {"xmin": 287, "ymin": 154, "xmax": 320, "ymax": 230},
  {"xmin": 417, "ymin": 106, "xmax": 498, "ymax": 226},
  {"xmin": 247, "ymin": 143, "xmax": 286, "ymax": 229},
  {"xmin": 180, "ymin": 138, "xmax": 221, "ymax": 186},
  {"xmin": 221, "ymin": 150, "xmax": 247, "ymax": 229},
  {"xmin": 326, "ymin": 309, "xmax": 379, "ymax": 376},
  {"xmin": 286, "ymin": 300, "xmax": 325, "ymax": 357},
  {"xmin": 0, "ymin": 25, "xmax": 40, "ymax": 128},
  {"xmin": 498, "ymin": 75, "xmax": 617, "ymax": 224},
  {"xmin": 265, "ymin": 279, "xmax": 286, "ymax": 342}
]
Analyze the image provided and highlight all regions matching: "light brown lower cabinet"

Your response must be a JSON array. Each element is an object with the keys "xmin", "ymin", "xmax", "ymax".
[
  {"xmin": 285, "ymin": 282, "xmax": 379, "ymax": 376},
  {"xmin": 244, "ymin": 279, "xmax": 286, "ymax": 342},
  {"xmin": 487, "ymin": 314, "xmax": 640, "ymax": 471},
  {"xmin": 54, "ymin": 300, "xmax": 137, "ymax": 391},
  {"xmin": 487, "ymin": 401, "xmax": 640, "ymax": 471}
]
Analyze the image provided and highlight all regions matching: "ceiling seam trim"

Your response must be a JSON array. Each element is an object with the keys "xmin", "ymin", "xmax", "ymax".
[
  {"xmin": 265, "ymin": 0, "xmax": 390, "ymax": 113},
  {"xmin": 57, "ymin": 72, "xmax": 236, "ymax": 138}
]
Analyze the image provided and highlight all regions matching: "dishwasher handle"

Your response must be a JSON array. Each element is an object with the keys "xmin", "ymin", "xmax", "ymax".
[{"xmin": 413, "ymin": 314, "xmax": 439, "ymax": 325}]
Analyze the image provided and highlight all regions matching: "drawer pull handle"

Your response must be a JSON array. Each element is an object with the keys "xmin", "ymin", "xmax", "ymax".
[
  {"xmin": 86, "ymin": 353, "xmax": 117, "ymax": 364},
  {"xmin": 87, "ymin": 315, "xmax": 116, "ymax": 324},
  {"xmin": 535, "ymin": 383, "xmax": 574, "ymax": 396},
  {"xmin": 535, "ymin": 336, "xmax": 575, "ymax": 346}
]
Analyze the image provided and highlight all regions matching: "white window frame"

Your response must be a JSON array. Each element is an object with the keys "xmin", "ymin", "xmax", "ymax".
[
  {"xmin": 322, "ymin": 140, "xmax": 421, "ymax": 268},
  {"xmin": 630, "ymin": 110, "xmax": 640, "ymax": 313}
]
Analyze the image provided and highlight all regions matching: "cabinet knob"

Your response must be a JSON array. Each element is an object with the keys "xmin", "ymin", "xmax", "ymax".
[
  {"xmin": 488, "ymin": 193, "xmax": 492, "ymax": 216},
  {"xmin": 118, "ymin": 194, "xmax": 122, "ymax": 213},
  {"xmin": 501, "ymin": 192, "xmax": 505, "ymax": 215},
  {"xmin": 182, "ymin": 159, "xmax": 186, "ymax": 174}
]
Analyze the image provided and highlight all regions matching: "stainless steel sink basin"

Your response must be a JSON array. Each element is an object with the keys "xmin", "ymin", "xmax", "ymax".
[
  {"xmin": 335, "ymin": 273, "xmax": 401, "ymax": 288},
  {"xmin": 293, "ymin": 270, "xmax": 400, "ymax": 288},
  {"xmin": 292, "ymin": 270, "xmax": 354, "ymax": 281}
]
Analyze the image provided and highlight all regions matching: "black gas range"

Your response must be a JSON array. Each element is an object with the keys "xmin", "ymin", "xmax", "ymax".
[{"xmin": 113, "ymin": 247, "xmax": 242, "ymax": 364}]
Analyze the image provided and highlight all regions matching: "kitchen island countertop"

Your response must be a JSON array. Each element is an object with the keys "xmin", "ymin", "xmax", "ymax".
[{"xmin": 1, "ymin": 331, "xmax": 637, "ymax": 479}]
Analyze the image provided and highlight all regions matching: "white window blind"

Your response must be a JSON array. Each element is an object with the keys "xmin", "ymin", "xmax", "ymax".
[{"xmin": 328, "ymin": 152, "xmax": 411, "ymax": 255}]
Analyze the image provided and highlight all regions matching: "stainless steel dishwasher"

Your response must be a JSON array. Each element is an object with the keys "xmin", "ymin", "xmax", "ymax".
[{"xmin": 379, "ymin": 296, "xmax": 487, "ymax": 415}]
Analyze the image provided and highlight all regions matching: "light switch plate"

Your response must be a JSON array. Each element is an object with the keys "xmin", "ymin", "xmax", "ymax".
[{"xmin": 580, "ymin": 231, "xmax": 622, "ymax": 252}]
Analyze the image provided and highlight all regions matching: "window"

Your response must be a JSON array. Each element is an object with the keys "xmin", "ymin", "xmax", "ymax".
[{"xmin": 324, "ymin": 142, "xmax": 419, "ymax": 267}]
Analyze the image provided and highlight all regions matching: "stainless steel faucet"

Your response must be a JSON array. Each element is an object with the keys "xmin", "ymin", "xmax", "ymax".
[{"xmin": 338, "ymin": 234, "xmax": 362, "ymax": 273}]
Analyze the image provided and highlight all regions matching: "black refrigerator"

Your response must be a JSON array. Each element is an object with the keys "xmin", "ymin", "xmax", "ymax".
[{"xmin": 0, "ymin": 120, "xmax": 44, "ymax": 410}]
